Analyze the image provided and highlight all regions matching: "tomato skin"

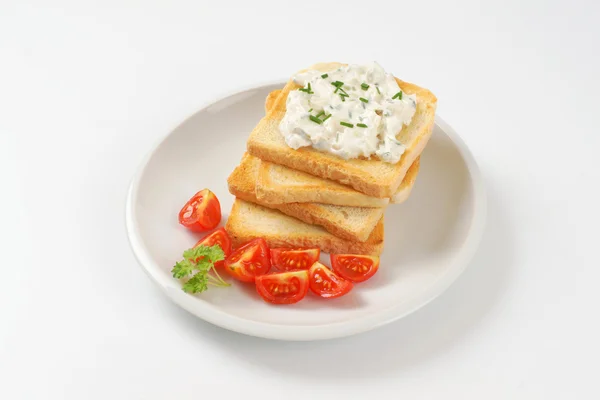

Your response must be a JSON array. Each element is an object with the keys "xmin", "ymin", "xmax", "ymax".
[
  {"xmin": 330, "ymin": 254, "xmax": 380, "ymax": 283},
  {"xmin": 255, "ymin": 270, "xmax": 309, "ymax": 305},
  {"xmin": 194, "ymin": 228, "xmax": 232, "ymax": 268},
  {"xmin": 270, "ymin": 248, "xmax": 320, "ymax": 271},
  {"xmin": 224, "ymin": 238, "xmax": 271, "ymax": 282},
  {"xmin": 308, "ymin": 262, "xmax": 353, "ymax": 298},
  {"xmin": 178, "ymin": 189, "xmax": 221, "ymax": 232}
]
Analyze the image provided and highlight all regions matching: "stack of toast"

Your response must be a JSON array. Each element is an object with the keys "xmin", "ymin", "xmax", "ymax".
[{"xmin": 226, "ymin": 63, "xmax": 437, "ymax": 256}]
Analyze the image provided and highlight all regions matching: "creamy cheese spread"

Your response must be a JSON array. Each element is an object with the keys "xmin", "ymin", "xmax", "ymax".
[{"xmin": 279, "ymin": 62, "xmax": 417, "ymax": 164}]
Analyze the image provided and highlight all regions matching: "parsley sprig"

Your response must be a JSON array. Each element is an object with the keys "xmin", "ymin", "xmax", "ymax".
[{"xmin": 171, "ymin": 244, "xmax": 230, "ymax": 294}]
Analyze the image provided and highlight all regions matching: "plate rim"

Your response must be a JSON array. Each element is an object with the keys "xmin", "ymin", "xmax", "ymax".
[{"xmin": 124, "ymin": 81, "xmax": 487, "ymax": 341}]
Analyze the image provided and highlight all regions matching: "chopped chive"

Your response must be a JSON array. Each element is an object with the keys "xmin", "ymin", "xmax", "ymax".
[
  {"xmin": 334, "ymin": 87, "xmax": 339, "ymax": 93},
  {"xmin": 309, "ymin": 115, "xmax": 323, "ymax": 124},
  {"xmin": 359, "ymin": 97, "xmax": 369, "ymax": 103},
  {"xmin": 316, "ymin": 111, "xmax": 325, "ymax": 118},
  {"xmin": 331, "ymin": 81, "xmax": 344, "ymax": 88},
  {"xmin": 299, "ymin": 82, "xmax": 314, "ymax": 94},
  {"xmin": 322, "ymin": 114, "xmax": 332, "ymax": 122},
  {"xmin": 376, "ymin": 87, "xmax": 381, "ymax": 95},
  {"xmin": 340, "ymin": 122, "xmax": 354, "ymax": 128},
  {"xmin": 361, "ymin": 83, "xmax": 369, "ymax": 90},
  {"xmin": 340, "ymin": 95, "xmax": 345, "ymax": 102},
  {"xmin": 308, "ymin": 108, "xmax": 313, "ymax": 112},
  {"xmin": 340, "ymin": 92, "xmax": 349, "ymax": 97},
  {"xmin": 357, "ymin": 123, "xmax": 368, "ymax": 128},
  {"xmin": 392, "ymin": 91, "xmax": 403, "ymax": 100},
  {"xmin": 321, "ymin": 73, "xmax": 328, "ymax": 78}
]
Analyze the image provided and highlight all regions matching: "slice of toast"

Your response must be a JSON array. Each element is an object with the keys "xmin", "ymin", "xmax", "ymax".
[
  {"xmin": 263, "ymin": 90, "xmax": 420, "ymax": 205},
  {"xmin": 226, "ymin": 199, "xmax": 384, "ymax": 256},
  {"xmin": 227, "ymin": 153, "xmax": 384, "ymax": 242},
  {"xmin": 256, "ymin": 160, "xmax": 390, "ymax": 207},
  {"xmin": 248, "ymin": 62, "xmax": 437, "ymax": 198}
]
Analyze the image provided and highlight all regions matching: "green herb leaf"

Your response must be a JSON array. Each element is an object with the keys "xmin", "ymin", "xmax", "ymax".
[
  {"xmin": 172, "ymin": 244, "xmax": 230, "ymax": 294},
  {"xmin": 299, "ymin": 82, "xmax": 314, "ymax": 94},
  {"xmin": 359, "ymin": 97, "xmax": 369, "ymax": 103},
  {"xmin": 376, "ymin": 86, "xmax": 381, "ymax": 95},
  {"xmin": 331, "ymin": 81, "xmax": 344, "ymax": 88},
  {"xmin": 392, "ymin": 91, "xmax": 403, "ymax": 100},
  {"xmin": 357, "ymin": 123, "xmax": 368, "ymax": 128},
  {"xmin": 321, "ymin": 73, "xmax": 328, "ymax": 79},
  {"xmin": 316, "ymin": 111, "xmax": 325, "ymax": 118},
  {"xmin": 183, "ymin": 245, "xmax": 225, "ymax": 265},
  {"xmin": 340, "ymin": 121, "xmax": 354, "ymax": 128},
  {"xmin": 182, "ymin": 273, "xmax": 208, "ymax": 294},
  {"xmin": 361, "ymin": 83, "xmax": 369, "ymax": 90},
  {"xmin": 309, "ymin": 115, "xmax": 323, "ymax": 124},
  {"xmin": 308, "ymin": 108, "xmax": 313, "ymax": 112},
  {"xmin": 172, "ymin": 260, "xmax": 195, "ymax": 279},
  {"xmin": 322, "ymin": 114, "xmax": 332, "ymax": 122}
]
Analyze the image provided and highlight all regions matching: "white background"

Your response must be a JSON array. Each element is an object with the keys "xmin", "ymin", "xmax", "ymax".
[{"xmin": 1, "ymin": 0, "xmax": 599, "ymax": 399}]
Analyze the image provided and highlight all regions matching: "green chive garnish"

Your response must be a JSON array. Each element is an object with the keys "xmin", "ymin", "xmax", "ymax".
[
  {"xmin": 321, "ymin": 73, "xmax": 328, "ymax": 79},
  {"xmin": 316, "ymin": 111, "xmax": 325, "ymax": 118},
  {"xmin": 361, "ymin": 83, "xmax": 369, "ymax": 90},
  {"xmin": 299, "ymin": 82, "xmax": 314, "ymax": 94},
  {"xmin": 376, "ymin": 87, "xmax": 381, "ymax": 95},
  {"xmin": 308, "ymin": 108, "xmax": 313, "ymax": 112},
  {"xmin": 392, "ymin": 91, "xmax": 403, "ymax": 100},
  {"xmin": 340, "ymin": 122, "xmax": 354, "ymax": 128},
  {"xmin": 357, "ymin": 123, "xmax": 368, "ymax": 128},
  {"xmin": 322, "ymin": 114, "xmax": 332, "ymax": 122},
  {"xmin": 309, "ymin": 115, "xmax": 322, "ymax": 124},
  {"xmin": 359, "ymin": 97, "xmax": 369, "ymax": 103},
  {"xmin": 331, "ymin": 81, "xmax": 344, "ymax": 88}
]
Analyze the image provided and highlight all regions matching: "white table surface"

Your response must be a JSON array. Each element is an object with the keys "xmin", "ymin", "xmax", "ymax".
[{"xmin": 1, "ymin": 1, "xmax": 599, "ymax": 399}]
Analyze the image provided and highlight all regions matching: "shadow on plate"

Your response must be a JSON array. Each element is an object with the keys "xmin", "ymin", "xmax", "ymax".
[{"xmin": 160, "ymin": 176, "xmax": 513, "ymax": 380}]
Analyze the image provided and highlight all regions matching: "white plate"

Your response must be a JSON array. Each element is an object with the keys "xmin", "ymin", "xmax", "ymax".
[{"xmin": 125, "ymin": 81, "xmax": 486, "ymax": 341}]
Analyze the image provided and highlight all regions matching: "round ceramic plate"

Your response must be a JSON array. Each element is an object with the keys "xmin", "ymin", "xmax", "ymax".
[{"xmin": 125, "ymin": 81, "xmax": 486, "ymax": 341}]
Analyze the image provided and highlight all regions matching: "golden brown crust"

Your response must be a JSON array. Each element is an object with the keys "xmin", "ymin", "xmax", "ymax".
[
  {"xmin": 390, "ymin": 156, "xmax": 420, "ymax": 203},
  {"xmin": 227, "ymin": 153, "xmax": 383, "ymax": 242},
  {"xmin": 225, "ymin": 199, "xmax": 384, "ymax": 256},
  {"xmin": 255, "ymin": 159, "xmax": 391, "ymax": 208}
]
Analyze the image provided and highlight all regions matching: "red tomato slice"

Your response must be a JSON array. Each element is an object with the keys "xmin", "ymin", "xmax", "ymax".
[
  {"xmin": 255, "ymin": 270, "xmax": 309, "ymax": 304},
  {"xmin": 330, "ymin": 254, "xmax": 380, "ymax": 283},
  {"xmin": 308, "ymin": 262, "xmax": 353, "ymax": 298},
  {"xmin": 224, "ymin": 238, "xmax": 271, "ymax": 282},
  {"xmin": 178, "ymin": 189, "xmax": 221, "ymax": 232},
  {"xmin": 270, "ymin": 248, "xmax": 320, "ymax": 271},
  {"xmin": 194, "ymin": 227, "xmax": 232, "ymax": 268}
]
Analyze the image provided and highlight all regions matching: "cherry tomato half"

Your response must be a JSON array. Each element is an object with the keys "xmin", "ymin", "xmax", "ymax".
[
  {"xmin": 255, "ymin": 270, "xmax": 309, "ymax": 305},
  {"xmin": 224, "ymin": 238, "xmax": 271, "ymax": 282},
  {"xmin": 194, "ymin": 227, "xmax": 232, "ymax": 268},
  {"xmin": 178, "ymin": 189, "xmax": 221, "ymax": 232},
  {"xmin": 330, "ymin": 254, "xmax": 380, "ymax": 283},
  {"xmin": 270, "ymin": 248, "xmax": 320, "ymax": 271},
  {"xmin": 308, "ymin": 262, "xmax": 353, "ymax": 298}
]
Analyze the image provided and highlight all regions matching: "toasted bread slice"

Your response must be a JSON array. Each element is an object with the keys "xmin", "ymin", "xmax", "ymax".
[
  {"xmin": 248, "ymin": 62, "xmax": 437, "ymax": 198},
  {"xmin": 227, "ymin": 153, "xmax": 384, "ymax": 242},
  {"xmin": 226, "ymin": 199, "xmax": 384, "ymax": 256},
  {"xmin": 256, "ymin": 160, "xmax": 390, "ymax": 207},
  {"xmin": 263, "ymin": 90, "xmax": 420, "ymax": 205}
]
